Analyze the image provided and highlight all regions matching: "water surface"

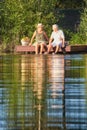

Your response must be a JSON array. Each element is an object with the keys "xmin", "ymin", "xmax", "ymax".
[{"xmin": 0, "ymin": 54, "xmax": 87, "ymax": 130}]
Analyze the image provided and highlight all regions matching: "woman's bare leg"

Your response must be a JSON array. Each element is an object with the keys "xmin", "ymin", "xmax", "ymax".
[
  {"xmin": 35, "ymin": 43, "xmax": 39, "ymax": 54},
  {"xmin": 40, "ymin": 43, "xmax": 44, "ymax": 54}
]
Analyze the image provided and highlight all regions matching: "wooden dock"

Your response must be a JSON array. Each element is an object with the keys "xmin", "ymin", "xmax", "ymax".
[{"xmin": 14, "ymin": 44, "xmax": 87, "ymax": 54}]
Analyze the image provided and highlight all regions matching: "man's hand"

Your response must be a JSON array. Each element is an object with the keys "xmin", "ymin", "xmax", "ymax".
[{"xmin": 62, "ymin": 44, "xmax": 65, "ymax": 48}]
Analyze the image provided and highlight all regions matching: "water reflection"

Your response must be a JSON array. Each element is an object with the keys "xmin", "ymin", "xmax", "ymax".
[
  {"xmin": 20, "ymin": 55, "xmax": 47, "ymax": 130},
  {"xmin": 65, "ymin": 54, "xmax": 87, "ymax": 130},
  {"xmin": 30, "ymin": 55, "xmax": 47, "ymax": 130},
  {"xmin": 0, "ymin": 54, "xmax": 87, "ymax": 130},
  {"xmin": 46, "ymin": 55, "xmax": 65, "ymax": 130}
]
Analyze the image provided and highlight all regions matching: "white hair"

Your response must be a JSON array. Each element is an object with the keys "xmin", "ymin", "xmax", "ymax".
[{"xmin": 52, "ymin": 24, "xmax": 58, "ymax": 29}]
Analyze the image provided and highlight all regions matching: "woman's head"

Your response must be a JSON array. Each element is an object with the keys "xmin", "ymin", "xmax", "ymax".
[{"xmin": 37, "ymin": 23, "xmax": 44, "ymax": 31}]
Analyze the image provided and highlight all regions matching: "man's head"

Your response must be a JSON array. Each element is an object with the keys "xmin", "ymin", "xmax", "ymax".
[{"xmin": 52, "ymin": 24, "xmax": 58, "ymax": 32}]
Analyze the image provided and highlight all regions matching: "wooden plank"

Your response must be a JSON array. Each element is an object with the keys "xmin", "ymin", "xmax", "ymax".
[
  {"xmin": 71, "ymin": 45, "xmax": 87, "ymax": 52},
  {"xmin": 14, "ymin": 45, "xmax": 35, "ymax": 52},
  {"xmin": 14, "ymin": 45, "xmax": 87, "ymax": 53}
]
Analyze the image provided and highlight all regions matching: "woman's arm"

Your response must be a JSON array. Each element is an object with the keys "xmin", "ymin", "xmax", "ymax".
[
  {"xmin": 43, "ymin": 31, "xmax": 49, "ymax": 42},
  {"xmin": 29, "ymin": 31, "xmax": 36, "ymax": 45}
]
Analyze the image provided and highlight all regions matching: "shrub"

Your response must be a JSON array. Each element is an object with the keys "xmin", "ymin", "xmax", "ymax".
[
  {"xmin": 79, "ymin": 0, "xmax": 87, "ymax": 43},
  {"xmin": 70, "ymin": 33, "xmax": 85, "ymax": 44},
  {"xmin": 70, "ymin": 0, "xmax": 87, "ymax": 44}
]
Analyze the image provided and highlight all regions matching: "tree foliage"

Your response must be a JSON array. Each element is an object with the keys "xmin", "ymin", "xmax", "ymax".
[
  {"xmin": 0, "ymin": 0, "xmax": 57, "ymax": 47},
  {"xmin": 79, "ymin": 0, "xmax": 87, "ymax": 43},
  {"xmin": 70, "ymin": 0, "xmax": 87, "ymax": 44},
  {"xmin": 55, "ymin": 0, "xmax": 85, "ymax": 9},
  {"xmin": 0, "ymin": 0, "xmax": 86, "ymax": 48}
]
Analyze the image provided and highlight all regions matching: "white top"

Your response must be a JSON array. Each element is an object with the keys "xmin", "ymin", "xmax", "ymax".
[{"xmin": 51, "ymin": 30, "xmax": 64, "ymax": 44}]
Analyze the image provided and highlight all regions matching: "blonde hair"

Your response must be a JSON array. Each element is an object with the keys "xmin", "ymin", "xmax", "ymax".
[{"xmin": 37, "ymin": 23, "xmax": 44, "ymax": 28}]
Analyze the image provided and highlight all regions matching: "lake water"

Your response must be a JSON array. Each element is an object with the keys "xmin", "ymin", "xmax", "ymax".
[{"xmin": 0, "ymin": 54, "xmax": 87, "ymax": 130}]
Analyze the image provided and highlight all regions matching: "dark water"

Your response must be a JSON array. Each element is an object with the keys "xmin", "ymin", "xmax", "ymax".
[{"xmin": 0, "ymin": 54, "xmax": 87, "ymax": 130}]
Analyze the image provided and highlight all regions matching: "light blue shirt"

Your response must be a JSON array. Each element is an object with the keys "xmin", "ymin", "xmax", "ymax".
[{"xmin": 51, "ymin": 30, "xmax": 64, "ymax": 44}]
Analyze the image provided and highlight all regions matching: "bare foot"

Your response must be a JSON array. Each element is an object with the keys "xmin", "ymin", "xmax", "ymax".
[{"xmin": 44, "ymin": 52, "xmax": 48, "ymax": 54}]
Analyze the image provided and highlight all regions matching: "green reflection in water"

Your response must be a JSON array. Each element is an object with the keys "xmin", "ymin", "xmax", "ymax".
[{"xmin": 0, "ymin": 54, "xmax": 87, "ymax": 130}]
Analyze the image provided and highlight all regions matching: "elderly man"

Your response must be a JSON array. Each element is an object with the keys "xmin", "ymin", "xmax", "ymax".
[{"xmin": 48, "ymin": 24, "xmax": 65, "ymax": 54}]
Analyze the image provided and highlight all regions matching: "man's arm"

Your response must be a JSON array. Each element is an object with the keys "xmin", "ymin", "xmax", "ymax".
[
  {"xmin": 62, "ymin": 37, "xmax": 65, "ymax": 47},
  {"xmin": 60, "ymin": 30, "xmax": 65, "ymax": 47},
  {"xmin": 49, "ymin": 37, "xmax": 53, "ymax": 45},
  {"xmin": 49, "ymin": 32, "xmax": 54, "ymax": 45}
]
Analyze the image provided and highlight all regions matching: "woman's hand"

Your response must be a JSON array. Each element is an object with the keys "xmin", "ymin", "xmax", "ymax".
[{"xmin": 29, "ymin": 43, "xmax": 32, "ymax": 46}]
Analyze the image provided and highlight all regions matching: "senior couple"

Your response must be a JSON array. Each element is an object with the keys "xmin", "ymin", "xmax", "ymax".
[{"xmin": 29, "ymin": 23, "xmax": 65, "ymax": 54}]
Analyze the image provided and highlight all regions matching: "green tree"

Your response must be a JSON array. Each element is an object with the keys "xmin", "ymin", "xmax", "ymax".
[
  {"xmin": 55, "ymin": 0, "xmax": 85, "ymax": 9},
  {"xmin": 0, "ymin": 0, "xmax": 57, "ymax": 49},
  {"xmin": 0, "ymin": 0, "xmax": 86, "ymax": 48},
  {"xmin": 1, "ymin": 0, "xmax": 25, "ymax": 47},
  {"xmin": 70, "ymin": 0, "xmax": 87, "ymax": 44},
  {"xmin": 79, "ymin": 0, "xmax": 87, "ymax": 43}
]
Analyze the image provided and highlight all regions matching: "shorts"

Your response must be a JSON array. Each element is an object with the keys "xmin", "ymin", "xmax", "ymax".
[{"xmin": 51, "ymin": 42, "xmax": 62, "ymax": 47}]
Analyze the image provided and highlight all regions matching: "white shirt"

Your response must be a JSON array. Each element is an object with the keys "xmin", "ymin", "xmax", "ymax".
[{"xmin": 51, "ymin": 30, "xmax": 64, "ymax": 44}]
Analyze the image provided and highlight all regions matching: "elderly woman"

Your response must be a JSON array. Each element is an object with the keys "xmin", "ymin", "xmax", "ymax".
[
  {"xmin": 48, "ymin": 24, "xmax": 65, "ymax": 54},
  {"xmin": 30, "ymin": 23, "xmax": 49, "ymax": 54}
]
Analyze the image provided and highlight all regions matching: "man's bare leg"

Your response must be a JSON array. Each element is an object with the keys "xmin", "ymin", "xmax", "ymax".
[
  {"xmin": 55, "ymin": 45, "xmax": 59, "ymax": 53},
  {"xmin": 47, "ymin": 44, "xmax": 52, "ymax": 53}
]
